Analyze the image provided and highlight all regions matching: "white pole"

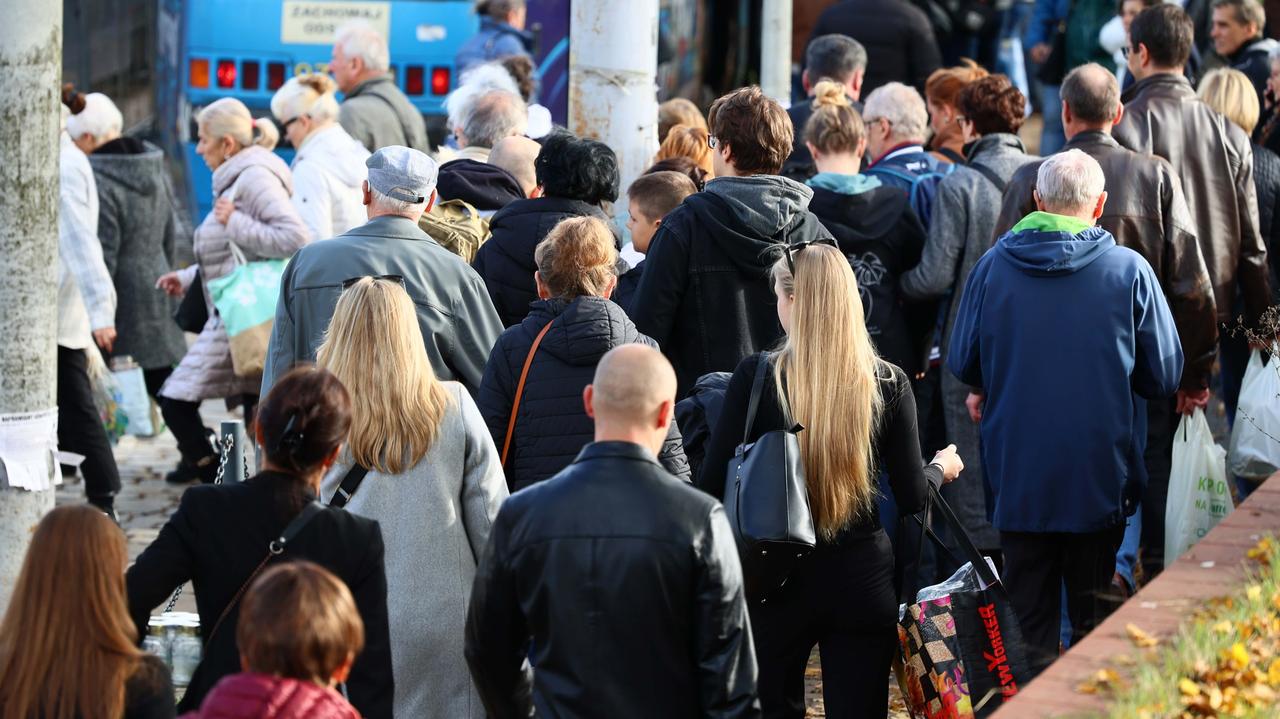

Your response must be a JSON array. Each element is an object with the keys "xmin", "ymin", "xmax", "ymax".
[
  {"xmin": 0, "ymin": 0, "xmax": 60, "ymax": 612},
  {"xmin": 568, "ymin": 0, "xmax": 660, "ymax": 195},
  {"xmin": 761, "ymin": 0, "xmax": 793, "ymax": 106}
]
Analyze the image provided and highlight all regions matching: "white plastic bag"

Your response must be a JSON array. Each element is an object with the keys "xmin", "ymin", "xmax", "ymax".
[
  {"xmin": 113, "ymin": 365, "xmax": 157, "ymax": 437},
  {"xmin": 1228, "ymin": 349, "xmax": 1280, "ymax": 479},
  {"xmin": 1165, "ymin": 408, "xmax": 1233, "ymax": 566}
]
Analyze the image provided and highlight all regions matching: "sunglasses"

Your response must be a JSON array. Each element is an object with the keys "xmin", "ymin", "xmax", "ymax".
[
  {"xmin": 783, "ymin": 238, "xmax": 838, "ymax": 277},
  {"xmin": 341, "ymin": 274, "xmax": 406, "ymax": 289}
]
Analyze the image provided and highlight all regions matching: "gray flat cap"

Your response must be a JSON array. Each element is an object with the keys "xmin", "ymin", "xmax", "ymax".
[{"xmin": 366, "ymin": 145, "xmax": 439, "ymax": 204}]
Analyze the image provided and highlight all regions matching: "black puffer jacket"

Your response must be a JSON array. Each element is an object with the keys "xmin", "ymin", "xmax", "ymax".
[
  {"xmin": 472, "ymin": 197, "xmax": 619, "ymax": 327},
  {"xmin": 1254, "ymin": 143, "xmax": 1280, "ymax": 306},
  {"xmin": 478, "ymin": 296, "xmax": 690, "ymax": 491}
]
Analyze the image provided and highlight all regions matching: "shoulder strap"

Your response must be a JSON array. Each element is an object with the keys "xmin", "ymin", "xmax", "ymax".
[
  {"xmin": 204, "ymin": 501, "xmax": 326, "ymax": 647},
  {"xmin": 937, "ymin": 147, "xmax": 965, "ymax": 164},
  {"xmin": 865, "ymin": 166, "xmax": 919, "ymax": 185},
  {"xmin": 329, "ymin": 464, "xmax": 371, "ymax": 509},
  {"xmin": 364, "ymin": 86, "xmax": 416, "ymax": 148},
  {"xmin": 501, "ymin": 320, "xmax": 554, "ymax": 467},
  {"xmin": 741, "ymin": 355, "xmax": 770, "ymax": 450},
  {"xmin": 968, "ymin": 162, "xmax": 1008, "ymax": 194}
]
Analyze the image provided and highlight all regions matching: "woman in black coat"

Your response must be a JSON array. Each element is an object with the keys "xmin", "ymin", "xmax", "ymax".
[
  {"xmin": 126, "ymin": 367, "xmax": 394, "ymax": 718},
  {"xmin": 478, "ymin": 215, "xmax": 689, "ymax": 491}
]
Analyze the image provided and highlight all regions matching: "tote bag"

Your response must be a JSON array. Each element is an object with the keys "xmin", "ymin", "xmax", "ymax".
[
  {"xmin": 1227, "ymin": 348, "xmax": 1280, "ymax": 480},
  {"xmin": 1165, "ymin": 408, "xmax": 1232, "ymax": 566}
]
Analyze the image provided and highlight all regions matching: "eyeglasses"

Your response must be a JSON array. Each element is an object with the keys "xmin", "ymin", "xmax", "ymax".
[
  {"xmin": 1121, "ymin": 46, "xmax": 1132, "ymax": 58},
  {"xmin": 708, "ymin": 135, "xmax": 720, "ymax": 150},
  {"xmin": 783, "ymin": 238, "xmax": 838, "ymax": 277},
  {"xmin": 341, "ymin": 274, "xmax": 406, "ymax": 289},
  {"xmin": 282, "ymin": 116, "xmax": 303, "ymax": 130}
]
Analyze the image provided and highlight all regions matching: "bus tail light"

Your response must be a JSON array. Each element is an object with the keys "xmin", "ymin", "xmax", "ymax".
[
  {"xmin": 216, "ymin": 60, "xmax": 236, "ymax": 88},
  {"xmin": 190, "ymin": 59, "xmax": 210, "ymax": 89},
  {"xmin": 431, "ymin": 67, "xmax": 450, "ymax": 95},
  {"xmin": 406, "ymin": 66, "xmax": 425, "ymax": 95},
  {"xmin": 241, "ymin": 60, "xmax": 260, "ymax": 90},
  {"xmin": 267, "ymin": 62, "xmax": 286, "ymax": 90}
]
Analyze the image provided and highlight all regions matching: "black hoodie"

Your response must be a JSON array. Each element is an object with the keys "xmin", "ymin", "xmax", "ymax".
[
  {"xmin": 436, "ymin": 158, "xmax": 525, "ymax": 211},
  {"xmin": 630, "ymin": 175, "xmax": 833, "ymax": 396},
  {"xmin": 807, "ymin": 180, "xmax": 934, "ymax": 374}
]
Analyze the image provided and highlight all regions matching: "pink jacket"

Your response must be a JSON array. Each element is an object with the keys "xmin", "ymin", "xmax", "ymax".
[{"xmin": 181, "ymin": 672, "xmax": 361, "ymax": 719}]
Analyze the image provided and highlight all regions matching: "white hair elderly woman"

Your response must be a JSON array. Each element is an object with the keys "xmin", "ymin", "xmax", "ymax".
[
  {"xmin": 65, "ymin": 90, "xmax": 187, "ymax": 401},
  {"xmin": 330, "ymin": 20, "xmax": 428, "ymax": 152},
  {"xmin": 154, "ymin": 97, "xmax": 309, "ymax": 484},
  {"xmin": 271, "ymin": 74, "xmax": 370, "ymax": 240}
]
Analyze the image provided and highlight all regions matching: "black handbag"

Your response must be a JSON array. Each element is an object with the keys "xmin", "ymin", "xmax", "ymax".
[
  {"xmin": 173, "ymin": 269, "xmax": 208, "ymax": 333},
  {"xmin": 723, "ymin": 356, "xmax": 816, "ymax": 602}
]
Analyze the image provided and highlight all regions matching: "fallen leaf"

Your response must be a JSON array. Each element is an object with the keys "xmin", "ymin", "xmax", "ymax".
[
  {"xmin": 1127, "ymin": 623, "xmax": 1160, "ymax": 648},
  {"xmin": 1180, "ymin": 677, "xmax": 1202, "ymax": 696}
]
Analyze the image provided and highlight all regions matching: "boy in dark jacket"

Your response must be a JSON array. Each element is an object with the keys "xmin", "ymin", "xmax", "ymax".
[
  {"xmin": 630, "ymin": 86, "xmax": 834, "ymax": 397},
  {"xmin": 948, "ymin": 150, "xmax": 1183, "ymax": 678},
  {"xmin": 615, "ymin": 170, "xmax": 699, "ymax": 312}
]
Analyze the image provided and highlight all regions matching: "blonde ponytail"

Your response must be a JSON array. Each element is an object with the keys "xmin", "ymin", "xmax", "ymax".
[
  {"xmin": 198, "ymin": 97, "xmax": 277, "ymax": 151},
  {"xmin": 771, "ymin": 244, "xmax": 883, "ymax": 539},
  {"xmin": 252, "ymin": 117, "xmax": 279, "ymax": 150},
  {"xmin": 803, "ymin": 81, "xmax": 864, "ymax": 156}
]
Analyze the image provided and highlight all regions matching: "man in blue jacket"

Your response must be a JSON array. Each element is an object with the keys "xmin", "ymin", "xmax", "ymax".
[
  {"xmin": 947, "ymin": 149, "xmax": 1183, "ymax": 677},
  {"xmin": 455, "ymin": 0, "xmax": 534, "ymax": 76}
]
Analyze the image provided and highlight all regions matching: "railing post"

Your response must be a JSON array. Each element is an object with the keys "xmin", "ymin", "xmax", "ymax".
[{"xmin": 220, "ymin": 420, "xmax": 247, "ymax": 483}]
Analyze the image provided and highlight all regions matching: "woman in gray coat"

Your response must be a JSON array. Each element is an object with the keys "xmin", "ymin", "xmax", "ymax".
[
  {"xmin": 900, "ymin": 74, "xmax": 1037, "ymax": 563},
  {"xmin": 155, "ymin": 98, "xmax": 308, "ymax": 483},
  {"xmin": 316, "ymin": 277, "xmax": 508, "ymax": 719},
  {"xmin": 67, "ymin": 92, "xmax": 187, "ymax": 396}
]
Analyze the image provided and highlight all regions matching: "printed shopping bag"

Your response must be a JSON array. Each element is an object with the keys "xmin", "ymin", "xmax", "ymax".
[
  {"xmin": 896, "ymin": 485, "xmax": 1029, "ymax": 718},
  {"xmin": 112, "ymin": 364, "xmax": 156, "ymax": 437},
  {"xmin": 1228, "ymin": 348, "xmax": 1280, "ymax": 480},
  {"xmin": 1165, "ymin": 408, "xmax": 1233, "ymax": 566},
  {"xmin": 86, "ymin": 350, "xmax": 128, "ymax": 444},
  {"xmin": 206, "ymin": 243, "xmax": 286, "ymax": 378}
]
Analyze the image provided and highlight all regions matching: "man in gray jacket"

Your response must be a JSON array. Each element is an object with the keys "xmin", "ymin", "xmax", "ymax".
[
  {"xmin": 262, "ymin": 146, "xmax": 503, "ymax": 396},
  {"xmin": 331, "ymin": 21, "xmax": 428, "ymax": 152}
]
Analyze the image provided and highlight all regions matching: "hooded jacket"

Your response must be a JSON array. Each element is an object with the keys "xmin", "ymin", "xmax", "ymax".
[
  {"xmin": 182, "ymin": 673, "xmax": 360, "ymax": 719},
  {"xmin": 454, "ymin": 17, "xmax": 535, "ymax": 76},
  {"xmin": 472, "ymin": 197, "xmax": 619, "ymax": 327},
  {"xmin": 290, "ymin": 124, "xmax": 370, "ymax": 242},
  {"xmin": 947, "ymin": 213, "xmax": 1183, "ymax": 533},
  {"xmin": 806, "ymin": 173, "xmax": 932, "ymax": 374},
  {"xmin": 89, "ymin": 137, "xmax": 188, "ymax": 369},
  {"xmin": 630, "ymin": 175, "xmax": 833, "ymax": 396},
  {"xmin": 478, "ymin": 296, "xmax": 690, "ymax": 490},
  {"xmin": 437, "ymin": 158, "xmax": 525, "ymax": 212}
]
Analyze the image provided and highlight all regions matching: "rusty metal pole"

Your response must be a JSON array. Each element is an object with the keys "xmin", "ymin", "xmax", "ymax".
[
  {"xmin": 761, "ymin": 0, "xmax": 793, "ymax": 106},
  {"xmin": 568, "ymin": 0, "xmax": 660, "ymax": 195},
  {"xmin": 0, "ymin": 0, "xmax": 61, "ymax": 612}
]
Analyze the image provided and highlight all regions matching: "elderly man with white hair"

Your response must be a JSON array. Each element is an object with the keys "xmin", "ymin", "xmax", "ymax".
[
  {"xmin": 947, "ymin": 148, "xmax": 1183, "ymax": 679},
  {"xmin": 862, "ymin": 81, "xmax": 954, "ymax": 227},
  {"xmin": 331, "ymin": 20, "xmax": 428, "ymax": 152},
  {"xmin": 262, "ymin": 145, "xmax": 503, "ymax": 396}
]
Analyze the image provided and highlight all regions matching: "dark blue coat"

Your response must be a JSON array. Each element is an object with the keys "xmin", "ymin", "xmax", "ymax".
[
  {"xmin": 477, "ymin": 295, "xmax": 690, "ymax": 491},
  {"xmin": 947, "ymin": 217, "xmax": 1183, "ymax": 533}
]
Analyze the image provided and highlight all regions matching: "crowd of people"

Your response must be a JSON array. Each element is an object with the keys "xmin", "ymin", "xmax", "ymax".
[{"xmin": 18, "ymin": 0, "xmax": 1280, "ymax": 717}]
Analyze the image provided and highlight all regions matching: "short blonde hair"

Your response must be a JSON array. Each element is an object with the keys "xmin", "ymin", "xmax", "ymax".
[
  {"xmin": 535, "ymin": 216, "xmax": 618, "ymax": 299},
  {"xmin": 198, "ymin": 97, "xmax": 278, "ymax": 150},
  {"xmin": 658, "ymin": 98, "xmax": 707, "ymax": 143},
  {"xmin": 271, "ymin": 74, "xmax": 341, "ymax": 124},
  {"xmin": 1198, "ymin": 67, "xmax": 1261, "ymax": 135},
  {"xmin": 316, "ymin": 277, "xmax": 452, "ymax": 474}
]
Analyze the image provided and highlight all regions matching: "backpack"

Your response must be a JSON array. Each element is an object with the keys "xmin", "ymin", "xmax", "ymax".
[
  {"xmin": 865, "ymin": 163, "xmax": 956, "ymax": 229},
  {"xmin": 417, "ymin": 198, "xmax": 490, "ymax": 263}
]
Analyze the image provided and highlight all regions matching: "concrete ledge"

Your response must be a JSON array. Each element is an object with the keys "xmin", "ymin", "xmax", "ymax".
[{"xmin": 991, "ymin": 472, "xmax": 1280, "ymax": 718}]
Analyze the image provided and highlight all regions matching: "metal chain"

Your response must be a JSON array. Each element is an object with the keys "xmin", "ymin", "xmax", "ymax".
[{"xmin": 162, "ymin": 431, "xmax": 238, "ymax": 613}]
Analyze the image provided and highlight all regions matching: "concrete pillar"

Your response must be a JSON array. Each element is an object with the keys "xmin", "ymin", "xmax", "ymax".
[
  {"xmin": 761, "ymin": 0, "xmax": 794, "ymax": 106},
  {"xmin": 568, "ymin": 0, "xmax": 660, "ymax": 195},
  {"xmin": 0, "ymin": 1, "xmax": 61, "ymax": 612}
]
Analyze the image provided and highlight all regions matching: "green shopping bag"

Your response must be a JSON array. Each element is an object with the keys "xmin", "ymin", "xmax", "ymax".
[{"xmin": 207, "ymin": 240, "xmax": 287, "ymax": 377}]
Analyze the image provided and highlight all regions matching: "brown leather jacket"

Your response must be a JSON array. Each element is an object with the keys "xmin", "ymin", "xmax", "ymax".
[
  {"xmin": 1113, "ymin": 73, "xmax": 1272, "ymax": 329},
  {"xmin": 994, "ymin": 130, "xmax": 1218, "ymax": 389}
]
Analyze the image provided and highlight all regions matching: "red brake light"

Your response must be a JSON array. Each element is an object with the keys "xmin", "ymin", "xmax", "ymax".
[
  {"xmin": 406, "ymin": 66, "xmax": 425, "ymax": 95},
  {"xmin": 241, "ymin": 60, "xmax": 260, "ymax": 90},
  {"xmin": 216, "ymin": 60, "xmax": 236, "ymax": 88},
  {"xmin": 190, "ymin": 59, "xmax": 210, "ymax": 89},
  {"xmin": 431, "ymin": 67, "xmax": 450, "ymax": 95},
  {"xmin": 267, "ymin": 62, "xmax": 286, "ymax": 90}
]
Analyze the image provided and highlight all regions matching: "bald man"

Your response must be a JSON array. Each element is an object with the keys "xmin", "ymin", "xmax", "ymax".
[
  {"xmin": 488, "ymin": 135, "xmax": 541, "ymax": 199},
  {"xmin": 465, "ymin": 345, "xmax": 760, "ymax": 719}
]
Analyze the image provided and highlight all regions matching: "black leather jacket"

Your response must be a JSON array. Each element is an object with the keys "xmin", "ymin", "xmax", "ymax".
[
  {"xmin": 1114, "ymin": 73, "xmax": 1272, "ymax": 327},
  {"xmin": 464, "ymin": 441, "xmax": 761, "ymax": 719}
]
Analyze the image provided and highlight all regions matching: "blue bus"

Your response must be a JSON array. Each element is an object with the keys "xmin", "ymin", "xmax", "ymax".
[{"xmin": 158, "ymin": 0, "xmax": 476, "ymax": 220}]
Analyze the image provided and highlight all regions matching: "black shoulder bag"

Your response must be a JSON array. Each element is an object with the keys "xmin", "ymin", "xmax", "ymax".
[
  {"xmin": 722, "ymin": 357, "xmax": 816, "ymax": 602},
  {"xmin": 328, "ymin": 464, "xmax": 370, "ymax": 509}
]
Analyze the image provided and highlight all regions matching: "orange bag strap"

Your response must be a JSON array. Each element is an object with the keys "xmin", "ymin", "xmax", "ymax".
[{"xmin": 501, "ymin": 320, "xmax": 554, "ymax": 467}]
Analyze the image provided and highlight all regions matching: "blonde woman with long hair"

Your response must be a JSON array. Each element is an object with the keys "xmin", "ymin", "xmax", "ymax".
[
  {"xmin": 699, "ymin": 243, "xmax": 962, "ymax": 718},
  {"xmin": 0, "ymin": 506, "xmax": 174, "ymax": 719},
  {"xmin": 316, "ymin": 276, "xmax": 507, "ymax": 719}
]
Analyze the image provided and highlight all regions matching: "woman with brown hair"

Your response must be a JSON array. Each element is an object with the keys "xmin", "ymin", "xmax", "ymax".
[
  {"xmin": 654, "ymin": 123, "xmax": 716, "ymax": 179},
  {"xmin": 126, "ymin": 367, "xmax": 393, "ymax": 717},
  {"xmin": 924, "ymin": 59, "xmax": 989, "ymax": 163},
  {"xmin": 699, "ymin": 243, "xmax": 961, "ymax": 717},
  {"xmin": 0, "ymin": 505, "xmax": 174, "ymax": 719},
  {"xmin": 478, "ymin": 216, "xmax": 689, "ymax": 491}
]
